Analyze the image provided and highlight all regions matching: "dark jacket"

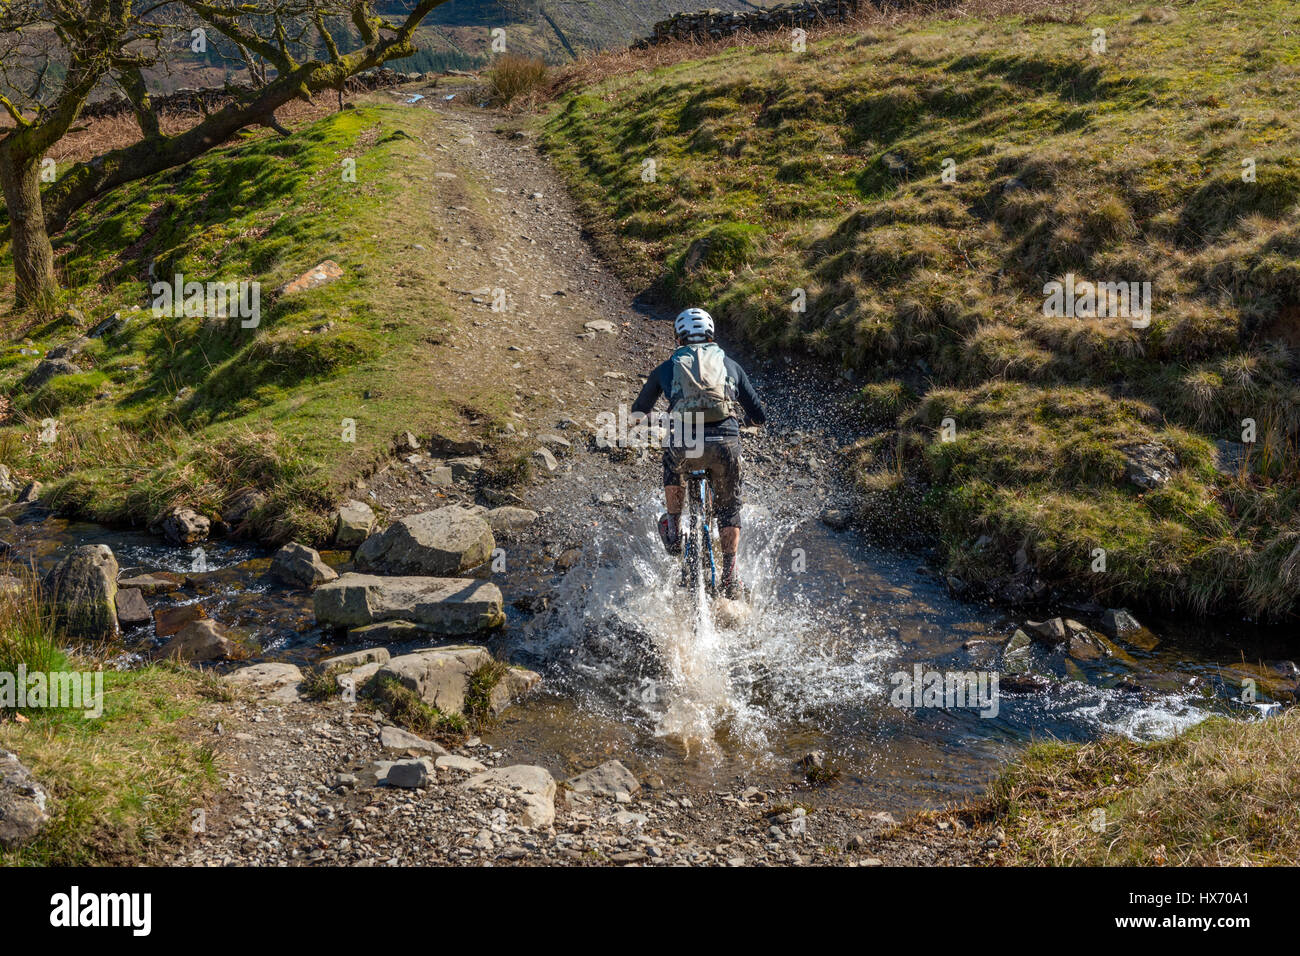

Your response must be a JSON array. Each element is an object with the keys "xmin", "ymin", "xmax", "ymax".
[{"xmin": 632, "ymin": 347, "xmax": 767, "ymax": 437}]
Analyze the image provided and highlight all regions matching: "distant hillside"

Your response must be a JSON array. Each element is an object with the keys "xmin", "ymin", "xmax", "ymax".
[
  {"xmin": 0, "ymin": 2, "xmax": 774, "ymax": 103},
  {"xmin": 387, "ymin": 0, "xmax": 774, "ymax": 67},
  {"xmin": 125, "ymin": 2, "xmax": 784, "ymax": 92}
]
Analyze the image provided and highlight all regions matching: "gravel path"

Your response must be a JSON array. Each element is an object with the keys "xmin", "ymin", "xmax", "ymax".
[{"xmin": 170, "ymin": 691, "xmax": 980, "ymax": 867}]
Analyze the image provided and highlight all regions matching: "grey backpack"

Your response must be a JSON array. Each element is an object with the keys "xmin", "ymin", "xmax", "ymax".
[{"xmin": 669, "ymin": 343, "xmax": 734, "ymax": 423}]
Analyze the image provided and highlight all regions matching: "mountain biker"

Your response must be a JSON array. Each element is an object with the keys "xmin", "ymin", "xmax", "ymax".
[{"xmin": 630, "ymin": 307, "xmax": 766, "ymax": 599}]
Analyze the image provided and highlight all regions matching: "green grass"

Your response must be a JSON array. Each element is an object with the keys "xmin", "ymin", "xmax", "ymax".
[
  {"xmin": 541, "ymin": 0, "xmax": 1300, "ymax": 618},
  {"xmin": 0, "ymin": 663, "xmax": 224, "ymax": 865},
  {"xmin": 462, "ymin": 657, "xmax": 509, "ymax": 731},
  {"xmin": 977, "ymin": 710, "xmax": 1300, "ymax": 865},
  {"xmin": 0, "ymin": 580, "xmax": 66, "ymax": 679},
  {"xmin": 1, "ymin": 590, "xmax": 225, "ymax": 865},
  {"xmin": 0, "ymin": 101, "xmax": 516, "ymax": 544}
]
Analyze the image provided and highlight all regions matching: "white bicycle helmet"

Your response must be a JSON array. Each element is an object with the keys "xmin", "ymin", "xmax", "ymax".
[{"xmin": 674, "ymin": 307, "xmax": 715, "ymax": 343}]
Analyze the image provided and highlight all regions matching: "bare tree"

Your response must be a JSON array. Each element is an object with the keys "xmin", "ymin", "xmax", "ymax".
[{"xmin": 0, "ymin": 0, "xmax": 457, "ymax": 310}]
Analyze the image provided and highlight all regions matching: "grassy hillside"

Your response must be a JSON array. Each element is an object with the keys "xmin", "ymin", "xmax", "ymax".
[
  {"xmin": 541, "ymin": 0, "xmax": 1300, "ymax": 618},
  {"xmin": 0, "ymin": 102, "xmax": 514, "ymax": 543}
]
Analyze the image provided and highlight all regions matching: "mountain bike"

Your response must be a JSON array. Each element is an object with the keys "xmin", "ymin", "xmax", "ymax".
[{"xmin": 679, "ymin": 468, "xmax": 718, "ymax": 596}]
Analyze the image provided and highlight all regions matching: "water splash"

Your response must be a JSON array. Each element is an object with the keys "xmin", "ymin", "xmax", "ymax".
[{"xmin": 523, "ymin": 486, "xmax": 894, "ymax": 763}]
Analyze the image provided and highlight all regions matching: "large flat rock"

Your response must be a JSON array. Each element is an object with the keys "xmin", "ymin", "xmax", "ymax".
[
  {"xmin": 462, "ymin": 765, "xmax": 556, "ymax": 828},
  {"xmin": 372, "ymin": 646, "xmax": 491, "ymax": 715},
  {"xmin": 224, "ymin": 662, "xmax": 304, "ymax": 701},
  {"xmin": 566, "ymin": 760, "xmax": 641, "ymax": 799},
  {"xmin": 354, "ymin": 506, "xmax": 494, "ymax": 576},
  {"xmin": 313, "ymin": 573, "xmax": 504, "ymax": 634},
  {"xmin": 371, "ymin": 646, "xmax": 541, "ymax": 717}
]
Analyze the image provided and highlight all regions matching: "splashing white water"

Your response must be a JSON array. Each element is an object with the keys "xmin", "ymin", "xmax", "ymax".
[{"xmin": 529, "ymin": 488, "xmax": 892, "ymax": 760}]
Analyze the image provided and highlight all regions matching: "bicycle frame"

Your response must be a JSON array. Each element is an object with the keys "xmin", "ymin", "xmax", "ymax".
[{"xmin": 682, "ymin": 468, "xmax": 717, "ymax": 595}]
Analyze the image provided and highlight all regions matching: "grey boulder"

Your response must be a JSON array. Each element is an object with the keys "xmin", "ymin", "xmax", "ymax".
[
  {"xmin": 446, "ymin": 456, "xmax": 482, "ymax": 482},
  {"xmin": 532, "ymin": 447, "xmax": 559, "ymax": 472},
  {"xmin": 334, "ymin": 500, "xmax": 375, "ymax": 548},
  {"xmin": 1120, "ymin": 442, "xmax": 1178, "ymax": 490},
  {"xmin": 47, "ymin": 337, "xmax": 90, "ymax": 361},
  {"xmin": 224, "ymin": 662, "xmax": 303, "ymax": 701},
  {"xmin": 566, "ymin": 760, "xmax": 641, "ymax": 799},
  {"xmin": 384, "ymin": 758, "xmax": 434, "ymax": 789},
  {"xmin": 313, "ymin": 573, "xmax": 504, "ymax": 634},
  {"xmin": 114, "ymin": 587, "xmax": 151, "ymax": 626},
  {"xmin": 322, "ymin": 647, "xmax": 391, "ymax": 670},
  {"xmin": 47, "ymin": 544, "xmax": 119, "ymax": 639},
  {"xmin": 436, "ymin": 754, "xmax": 487, "ymax": 773},
  {"xmin": 354, "ymin": 505, "xmax": 494, "ymax": 575},
  {"xmin": 379, "ymin": 725, "xmax": 448, "ymax": 756},
  {"xmin": 372, "ymin": 646, "xmax": 539, "ymax": 716},
  {"xmin": 1025, "ymin": 617, "xmax": 1068, "ymax": 646},
  {"xmin": 221, "ymin": 488, "xmax": 266, "ymax": 527},
  {"xmin": 1100, "ymin": 608, "xmax": 1142, "ymax": 638},
  {"xmin": 1065, "ymin": 621, "xmax": 1112, "ymax": 662},
  {"xmin": 150, "ymin": 507, "xmax": 210, "ymax": 545},
  {"xmin": 0, "ymin": 750, "xmax": 50, "ymax": 850},
  {"xmin": 462, "ymin": 765, "xmax": 556, "ymax": 828},
  {"xmin": 487, "ymin": 506, "xmax": 539, "ymax": 534},
  {"xmin": 344, "ymin": 620, "xmax": 428, "ymax": 644},
  {"xmin": 155, "ymin": 620, "xmax": 232, "ymax": 662},
  {"xmin": 1002, "ymin": 629, "xmax": 1034, "ymax": 673},
  {"xmin": 23, "ymin": 358, "xmax": 81, "ymax": 391},
  {"xmin": 270, "ymin": 542, "xmax": 338, "ymax": 588},
  {"xmin": 116, "ymin": 573, "xmax": 182, "ymax": 596}
]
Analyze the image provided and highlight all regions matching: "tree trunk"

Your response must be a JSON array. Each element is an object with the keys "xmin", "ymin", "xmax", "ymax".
[{"xmin": 0, "ymin": 145, "xmax": 58, "ymax": 311}]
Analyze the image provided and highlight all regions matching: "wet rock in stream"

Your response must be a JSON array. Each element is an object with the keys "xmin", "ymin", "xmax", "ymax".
[
  {"xmin": 155, "ymin": 619, "xmax": 233, "ymax": 662},
  {"xmin": 117, "ymin": 571, "xmax": 184, "ymax": 595},
  {"xmin": 314, "ymin": 573, "xmax": 505, "ymax": 634},
  {"xmin": 46, "ymin": 544, "xmax": 119, "ymax": 639},
  {"xmin": 344, "ymin": 619, "xmax": 429, "ymax": 644},
  {"xmin": 114, "ymin": 587, "xmax": 151, "ymax": 626},
  {"xmin": 154, "ymin": 603, "xmax": 206, "ymax": 637},
  {"xmin": 150, "ymin": 506, "xmax": 211, "ymax": 545},
  {"xmin": 270, "ymin": 542, "xmax": 338, "ymax": 588}
]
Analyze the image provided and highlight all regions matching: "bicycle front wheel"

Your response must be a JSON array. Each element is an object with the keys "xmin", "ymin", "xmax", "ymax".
[{"xmin": 681, "ymin": 513, "xmax": 701, "ymax": 591}]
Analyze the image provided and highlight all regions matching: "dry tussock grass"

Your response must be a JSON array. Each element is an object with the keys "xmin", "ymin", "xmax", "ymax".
[
  {"xmin": 487, "ymin": 54, "xmax": 551, "ymax": 109},
  {"xmin": 979, "ymin": 710, "xmax": 1300, "ymax": 865}
]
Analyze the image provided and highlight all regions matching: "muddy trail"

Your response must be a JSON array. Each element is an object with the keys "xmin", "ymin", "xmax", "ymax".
[{"xmin": 6, "ymin": 98, "xmax": 1295, "ymax": 865}]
